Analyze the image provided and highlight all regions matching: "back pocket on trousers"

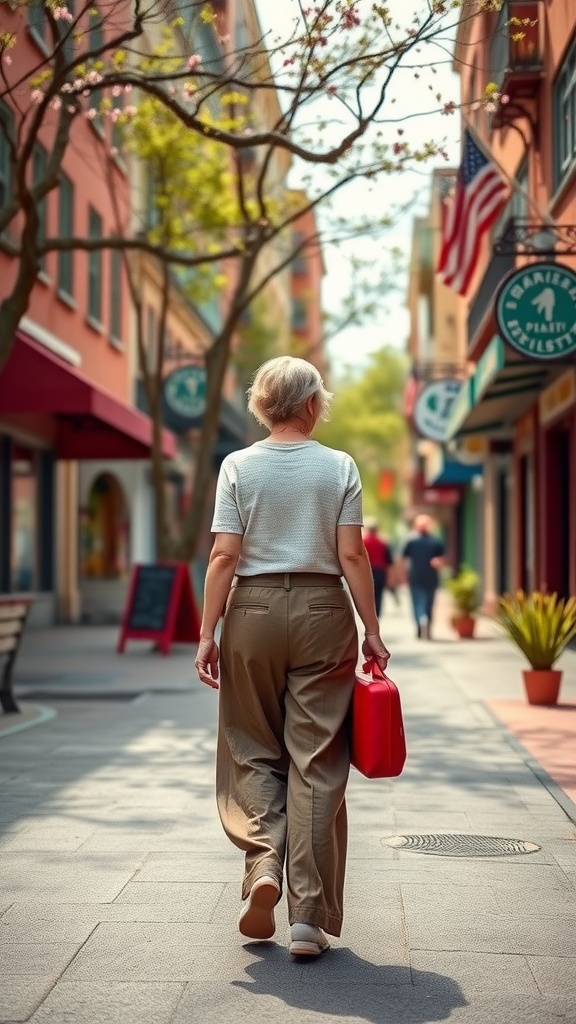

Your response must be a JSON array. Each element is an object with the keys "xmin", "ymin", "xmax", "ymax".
[
  {"xmin": 309, "ymin": 604, "xmax": 347, "ymax": 616},
  {"xmin": 233, "ymin": 604, "xmax": 269, "ymax": 615}
]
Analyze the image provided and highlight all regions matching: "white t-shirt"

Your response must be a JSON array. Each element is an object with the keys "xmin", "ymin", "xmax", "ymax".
[{"xmin": 211, "ymin": 440, "xmax": 363, "ymax": 576}]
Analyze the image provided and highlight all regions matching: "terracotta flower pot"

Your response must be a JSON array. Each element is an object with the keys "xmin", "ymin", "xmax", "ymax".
[
  {"xmin": 453, "ymin": 614, "xmax": 475, "ymax": 639},
  {"xmin": 522, "ymin": 669, "xmax": 562, "ymax": 706}
]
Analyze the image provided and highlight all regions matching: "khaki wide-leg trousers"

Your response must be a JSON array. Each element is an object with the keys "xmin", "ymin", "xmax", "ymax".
[{"xmin": 217, "ymin": 572, "xmax": 358, "ymax": 936}]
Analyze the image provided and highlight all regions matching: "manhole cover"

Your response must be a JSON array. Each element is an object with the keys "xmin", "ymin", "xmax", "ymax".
[{"xmin": 383, "ymin": 834, "xmax": 541, "ymax": 857}]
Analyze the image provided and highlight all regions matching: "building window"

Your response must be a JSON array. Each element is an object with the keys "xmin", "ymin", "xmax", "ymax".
[
  {"xmin": 88, "ymin": 207, "xmax": 103, "ymax": 325},
  {"xmin": 292, "ymin": 232, "xmax": 307, "ymax": 275},
  {"xmin": 291, "ymin": 298, "xmax": 307, "ymax": 330},
  {"xmin": 32, "ymin": 142, "xmax": 48, "ymax": 272},
  {"xmin": 0, "ymin": 103, "xmax": 13, "ymax": 220},
  {"xmin": 58, "ymin": 172, "xmax": 74, "ymax": 297},
  {"xmin": 110, "ymin": 248, "xmax": 122, "ymax": 342},
  {"xmin": 554, "ymin": 35, "xmax": 576, "ymax": 188},
  {"xmin": 88, "ymin": 10, "xmax": 105, "ymax": 133},
  {"xmin": 28, "ymin": 3, "xmax": 47, "ymax": 48}
]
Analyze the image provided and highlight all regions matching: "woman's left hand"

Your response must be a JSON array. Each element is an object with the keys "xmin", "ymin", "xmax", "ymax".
[{"xmin": 195, "ymin": 636, "xmax": 220, "ymax": 689}]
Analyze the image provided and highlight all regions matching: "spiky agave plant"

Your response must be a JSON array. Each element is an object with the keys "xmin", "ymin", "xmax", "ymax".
[{"xmin": 497, "ymin": 591, "xmax": 576, "ymax": 670}]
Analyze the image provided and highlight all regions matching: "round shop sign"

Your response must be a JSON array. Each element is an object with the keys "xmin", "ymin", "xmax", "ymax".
[
  {"xmin": 163, "ymin": 364, "xmax": 207, "ymax": 419},
  {"xmin": 414, "ymin": 379, "xmax": 462, "ymax": 443},
  {"xmin": 495, "ymin": 261, "xmax": 576, "ymax": 360}
]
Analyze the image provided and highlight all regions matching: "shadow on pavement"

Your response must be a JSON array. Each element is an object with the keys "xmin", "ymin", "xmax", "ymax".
[{"xmin": 232, "ymin": 945, "xmax": 467, "ymax": 1023}]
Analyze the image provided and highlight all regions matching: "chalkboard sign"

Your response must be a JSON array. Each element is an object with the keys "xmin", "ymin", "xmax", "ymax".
[
  {"xmin": 126, "ymin": 565, "xmax": 176, "ymax": 632},
  {"xmin": 118, "ymin": 562, "xmax": 200, "ymax": 655}
]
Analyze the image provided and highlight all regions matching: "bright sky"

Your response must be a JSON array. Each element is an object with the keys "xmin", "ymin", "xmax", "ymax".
[{"xmin": 254, "ymin": 0, "xmax": 464, "ymax": 377}]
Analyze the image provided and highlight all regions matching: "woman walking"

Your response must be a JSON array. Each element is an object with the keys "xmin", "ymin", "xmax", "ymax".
[{"xmin": 195, "ymin": 356, "xmax": 390, "ymax": 957}]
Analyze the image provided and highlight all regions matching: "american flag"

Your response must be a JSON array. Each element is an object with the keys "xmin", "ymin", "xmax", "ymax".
[
  {"xmin": 436, "ymin": 130, "xmax": 507, "ymax": 296},
  {"xmin": 402, "ymin": 362, "xmax": 420, "ymax": 419}
]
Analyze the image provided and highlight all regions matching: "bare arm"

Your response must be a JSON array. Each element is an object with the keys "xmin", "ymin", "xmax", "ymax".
[
  {"xmin": 195, "ymin": 532, "xmax": 242, "ymax": 689},
  {"xmin": 337, "ymin": 525, "xmax": 390, "ymax": 672}
]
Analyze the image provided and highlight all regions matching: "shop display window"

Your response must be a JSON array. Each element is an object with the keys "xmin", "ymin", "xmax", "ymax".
[{"xmin": 10, "ymin": 445, "xmax": 38, "ymax": 592}]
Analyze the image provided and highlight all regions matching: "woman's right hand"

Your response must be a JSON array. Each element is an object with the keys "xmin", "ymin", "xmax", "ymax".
[{"xmin": 362, "ymin": 632, "xmax": 391, "ymax": 673}]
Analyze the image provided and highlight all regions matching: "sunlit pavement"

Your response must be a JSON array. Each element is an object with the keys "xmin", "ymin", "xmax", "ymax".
[{"xmin": 1, "ymin": 594, "xmax": 575, "ymax": 1024}]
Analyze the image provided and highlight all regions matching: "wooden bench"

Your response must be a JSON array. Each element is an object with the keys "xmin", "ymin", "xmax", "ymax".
[{"xmin": 0, "ymin": 599, "xmax": 32, "ymax": 714}]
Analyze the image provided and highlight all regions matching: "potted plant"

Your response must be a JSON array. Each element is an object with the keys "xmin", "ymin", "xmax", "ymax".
[
  {"xmin": 497, "ymin": 591, "xmax": 576, "ymax": 705},
  {"xmin": 446, "ymin": 565, "xmax": 481, "ymax": 638}
]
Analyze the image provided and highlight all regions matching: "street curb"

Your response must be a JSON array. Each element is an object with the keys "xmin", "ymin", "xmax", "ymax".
[
  {"xmin": 0, "ymin": 703, "xmax": 57, "ymax": 739},
  {"xmin": 483, "ymin": 701, "xmax": 576, "ymax": 826}
]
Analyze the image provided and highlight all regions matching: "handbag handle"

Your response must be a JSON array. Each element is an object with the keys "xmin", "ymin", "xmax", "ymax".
[{"xmin": 361, "ymin": 657, "xmax": 388, "ymax": 681}]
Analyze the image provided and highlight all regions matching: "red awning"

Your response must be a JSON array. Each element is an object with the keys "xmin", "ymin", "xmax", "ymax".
[{"xmin": 0, "ymin": 332, "xmax": 176, "ymax": 460}]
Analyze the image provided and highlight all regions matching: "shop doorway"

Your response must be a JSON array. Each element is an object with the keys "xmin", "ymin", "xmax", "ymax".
[
  {"xmin": 545, "ymin": 428, "xmax": 570, "ymax": 598},
  {"xmin": 519, "ymin": 454, "xmax": 535, "ymax": 593},
  {"xmin": 495, "ymin": 464, "xmax": 510, "ymax": 597},
  {"xmin": 81, "ymin": 473, "xmax": 129, "ymax": 579}
]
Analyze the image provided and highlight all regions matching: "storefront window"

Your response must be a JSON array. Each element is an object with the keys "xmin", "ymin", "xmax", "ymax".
[
  {"xmin": 80, "ymin": 473, "xmax": 129, "ymax": 579},
  {"xmin": 10, "ymin": 446, "xmax": 38, "ymax": 592}
]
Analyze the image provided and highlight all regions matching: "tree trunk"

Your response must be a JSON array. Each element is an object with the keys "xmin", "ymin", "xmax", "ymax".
[
  {"xmin": 177, "ymin": 321, "xmax": 235, "ymax": 562},
  {"xmin": 0, "ymin": 219, "xmax": 40, "ymax": 372}
]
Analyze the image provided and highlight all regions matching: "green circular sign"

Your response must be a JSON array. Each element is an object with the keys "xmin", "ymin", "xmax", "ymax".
[
  {"xmin": 495, "ymin": 261, "xmax": 576, "ymax": 360},
  {"xmin": 163, "ymin": 364, "xmax": 207, "ymax": 419}
]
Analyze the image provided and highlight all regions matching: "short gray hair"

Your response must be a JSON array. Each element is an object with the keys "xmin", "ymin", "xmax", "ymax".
[{"xmin": 247, "ymin": 356, "xmax": 333, "ymax": 429}]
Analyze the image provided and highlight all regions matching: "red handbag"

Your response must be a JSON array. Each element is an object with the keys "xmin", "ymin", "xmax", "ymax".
[{"xmin": 350, "ymin": 659, "xmax": 406, "ymax": 778}]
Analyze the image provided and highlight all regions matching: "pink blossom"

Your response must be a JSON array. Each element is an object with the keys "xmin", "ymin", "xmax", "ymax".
[
  {"xmin": 31, "ymin": 89, "xmax": 44, "ymax": 104},
  {"xmin": 169, "ymin": 85, "xmax": 177, "ymax": 94},
  {"xmin": 183, "ymin": 82, "xmax": 196, "ymax": 100},
  {"xmin": 67, "ymin": 104, "xmax": 76, "ymax": 113},
  {"xmin": 442, "ymin": 101, "xmax": 456, "ymax": 115},
  {"xmin": 187, "ymin": 54, "xmax": 202, "ymax": 71},
  {"xmin": 112, "ymin": 84, "xmax": 122, "ymax": 97},
  {"xmin": 500, "ymin": 94, "xmax": 510, "ymax": 104},
  {"xmin": 51, "ymin": 96, "xmax": 62, "ymax": 110},
  {"xmin": 85, "ymin": 107, "xmax": 97, "ymax": 119},
  {"xmin": 2, "ymin": 53, "xmax": 12, "ymax": 67},
  {"xmin": 110, "ymin": 107, "xmax": 121, "ymax": 122},
  {"xmin": 341, "ymin": 7, "xmax": 360, "ymax": 29},
  {"xmin": 124, "ymin": 84, "xmax": 132, "ymax": 93},
  {"xmin": 243, "ymin": 128, "xmax": 253, "ymax": 136},
  {"xmin": 485, "ymin": 101, "xmax": 496, "ymax": 113},
  {"xmin": 61, "ymin": 82, "xmax": 74, "ymax": 93},
  {"xmin": 53, "ymin": 6, "xmax": 74, "ymax": 22},
  {"xmin": 124, "ymin": 105, "xmax": 137, "ymax": 117},
  {"xmin": 73, "ymin": 78, "xmax": 84, "ymax": 91},
  {"xmin": 326, "ymin": 85, "xmax": 337, "ymax": 96}
]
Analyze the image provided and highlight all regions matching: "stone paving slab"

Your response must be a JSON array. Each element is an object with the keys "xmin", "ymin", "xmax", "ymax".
[
  {"xmin": 61, "ymin": 924, "xmax": 313, "ymax": 983},
  {"xmin": 526, "ymin": 955, "xmax": 576, "ymax": 997},
  {"xmin": 0, "ymin": 940, "xmax": 83, "ymax": 976},
  {"xmin": 405, "ymin": 910, "xmax": 575, "ymax": 957},
  {"xmin": 410, "ymin": 949, "xmax": 540, "ymax": 995},
  {"xmin": 0, "ymin": 853, "xmax": 142, "ymax": 904},
  {"xmin": 29, "ymin": 982, "xmax": 186, "ymax": 1024},
  {"xmin": 0, "ymin": 977, "xmax": 56, "ymax": 1023}
]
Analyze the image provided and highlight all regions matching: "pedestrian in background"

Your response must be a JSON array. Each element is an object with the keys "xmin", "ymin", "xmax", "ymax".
[
  {"xmin": 401, "ymin": 513, "xmax": 445, "ymax": 640},
  {"xmin": 195, "ymin": 356, "xmax": 390, "ymax": 959},
  {"xmin": 362, "ymin": 516, "xmax": 393, "ymax": 618}
]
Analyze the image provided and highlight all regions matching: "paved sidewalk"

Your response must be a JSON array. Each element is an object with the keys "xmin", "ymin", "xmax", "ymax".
[{"xmin": 1, "ymin": 593, "xmax": 575, "ymax": 1024}]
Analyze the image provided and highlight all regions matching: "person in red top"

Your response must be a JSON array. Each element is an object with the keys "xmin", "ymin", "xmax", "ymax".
[{"xmin": 362, "ymin": 517, "xmax": 393, "ymax": 617}]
